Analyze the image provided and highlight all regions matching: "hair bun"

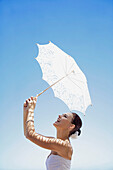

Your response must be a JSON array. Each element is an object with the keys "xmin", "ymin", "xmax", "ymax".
[
  {"xmin": 77, "ymin": 129, "xmax": 81, "ymax": 136},
  {"xmin": 70, "ymin": 131, "xmax": 78, "ymax": 139}
]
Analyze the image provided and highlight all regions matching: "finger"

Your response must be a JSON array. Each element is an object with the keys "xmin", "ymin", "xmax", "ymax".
[
  {"xmin": 31, "ymin": 96, "xmax": 34, "ymax": 100},
  {"xmin": 26, "ymin": 99, "xmax": 29, "ymax": 104},
  {"xmin": 29, "ymin": 100, "xmax": 33, "ymax": 104},
  {"xmin": 24, "ymin": 102, "xmax": 27, "ymax": 107}
]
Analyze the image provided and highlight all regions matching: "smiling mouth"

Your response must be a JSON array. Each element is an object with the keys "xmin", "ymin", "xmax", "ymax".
[{"xmin": 56, "ymin": 119, "xmax": 61, "ymax": 122}]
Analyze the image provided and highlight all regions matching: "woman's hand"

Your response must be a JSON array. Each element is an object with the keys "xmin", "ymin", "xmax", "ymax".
[{"xmin": 24, "ymin": 96, "xmax": 37, "ymax": 112}]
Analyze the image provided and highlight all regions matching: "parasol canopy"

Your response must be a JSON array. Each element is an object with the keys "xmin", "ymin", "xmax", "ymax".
[{"xmin": 36, "ymin": 41, "xmax": 92, "ymax": 115}]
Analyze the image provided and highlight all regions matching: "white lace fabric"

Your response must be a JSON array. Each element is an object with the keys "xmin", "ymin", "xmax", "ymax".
[{"xmin": 36, "ymin": 41, "xmax": 92, "ymax": 115}]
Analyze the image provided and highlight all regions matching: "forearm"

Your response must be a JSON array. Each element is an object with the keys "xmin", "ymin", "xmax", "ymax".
[
  {"xmin": 26, "ymin": 109, "xmax": 56, "ymax": 149},
  {"xmin": 25, "ymin": 110, "xmax": 49, "ymax": 148},
  {"xmin": 26, "ymin": 109, "xmax": 35, "ymax": 137}
]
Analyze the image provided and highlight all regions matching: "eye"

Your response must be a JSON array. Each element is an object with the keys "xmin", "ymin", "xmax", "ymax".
[{"xmin": 64, "ymin": 114, "xmax": 67, "ymax": 118}]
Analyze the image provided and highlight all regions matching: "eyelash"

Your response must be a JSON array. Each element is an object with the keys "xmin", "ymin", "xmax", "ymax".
[{"xmin": 64, "ymin": 114, "xmax": 67, "ymax": 118}]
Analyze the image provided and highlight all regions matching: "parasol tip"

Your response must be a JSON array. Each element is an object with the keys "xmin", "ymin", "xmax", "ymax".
[{"xmin": 49, "ymin": 41, "xmax": 51, "ymax": 43}]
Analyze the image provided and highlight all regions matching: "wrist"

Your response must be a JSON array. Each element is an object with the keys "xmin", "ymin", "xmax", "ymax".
[
  {"xmin": 26, "ymin": 119, "xmax": 34, "ymax": 124},
  {"xmin": 26, "ymin": 110, "xmax": 34, "ymax": 122}
]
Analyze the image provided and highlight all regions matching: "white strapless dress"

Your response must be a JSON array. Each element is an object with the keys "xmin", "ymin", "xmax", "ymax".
[{"xmin": 46, "ymin": 154, "xmax": 71, "ymax": 170}]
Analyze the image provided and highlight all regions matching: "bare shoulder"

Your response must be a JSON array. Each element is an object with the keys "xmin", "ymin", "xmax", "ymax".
[
  {"xmin": 27, "ymin": 132, "xmax": 73, "ymax": 159},
  {"xmin": 56, "ymin": 139, "xmax": 73, "ymax": 160}
]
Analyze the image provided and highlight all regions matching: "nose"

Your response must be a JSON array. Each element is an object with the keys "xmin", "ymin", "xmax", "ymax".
[{"xmin": 59, "ymin": 115, "xmax": 62, "ymax": 118}]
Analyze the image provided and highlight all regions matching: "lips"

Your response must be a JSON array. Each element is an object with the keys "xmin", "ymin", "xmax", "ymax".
[{"xmin": 57, "ymin": 118, "xmax": 61, "ymax": 122}]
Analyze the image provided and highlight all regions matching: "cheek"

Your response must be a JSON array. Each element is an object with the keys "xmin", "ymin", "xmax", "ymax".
[{"xmin": 61, "ymin": 120, "xmax": 70, "ymax": 128}]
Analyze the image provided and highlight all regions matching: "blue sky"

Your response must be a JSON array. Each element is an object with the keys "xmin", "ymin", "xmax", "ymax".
[{"xmin": 0, "ymin": 0, "xmax": 113, "ymax": 169}]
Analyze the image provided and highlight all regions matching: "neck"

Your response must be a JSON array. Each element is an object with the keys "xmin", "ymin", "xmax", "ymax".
[{"xmin": 57, "ymin": 129, "xmax": 69, "ymax": 140}]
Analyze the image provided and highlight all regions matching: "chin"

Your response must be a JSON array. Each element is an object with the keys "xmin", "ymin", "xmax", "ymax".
[
  {"xmin": 53, "ymin": 122, "xmax": 59, "ymax": 128},
  {"xmin": 53, "ymin": 122, "xmax": 62, "ymax": 130},
  {"xmin": 53, "ymin": 122, "xmax": 56, "ymax": 127}
]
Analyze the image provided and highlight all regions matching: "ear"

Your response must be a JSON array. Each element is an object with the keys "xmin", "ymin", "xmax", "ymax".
[{"xmin": 69, "ymin": 124, "xmax": 75, "ymax": 131}]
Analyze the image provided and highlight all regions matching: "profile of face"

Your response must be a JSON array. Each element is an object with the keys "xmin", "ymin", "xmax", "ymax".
[{"xmin": 53, "ymin": 112, "xmax": 75, "ymax": 131}]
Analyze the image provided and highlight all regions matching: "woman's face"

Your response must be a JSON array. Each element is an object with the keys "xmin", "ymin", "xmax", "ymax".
[{"xmin": 53, "ymin": 112, "xmax": 74, "ymax": 130}]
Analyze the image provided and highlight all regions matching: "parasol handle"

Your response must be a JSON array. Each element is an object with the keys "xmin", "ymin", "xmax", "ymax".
[{"xmin": 36, "ymin": 70, "xmax": 74, "ymax": 97}]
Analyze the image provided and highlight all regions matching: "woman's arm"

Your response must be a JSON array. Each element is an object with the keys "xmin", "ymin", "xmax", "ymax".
[
  {"xmin": 24, "ymin": 96, "xmax": 72, "ymax": 159},
  {"xmin": 23, "ymin": 97, "xmax": 36, "ymax": 137}
]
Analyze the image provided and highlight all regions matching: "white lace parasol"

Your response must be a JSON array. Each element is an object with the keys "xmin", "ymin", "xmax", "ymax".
[{"xmin": 36, "ymin": 41, "xmax": 92, "ymax": 115}]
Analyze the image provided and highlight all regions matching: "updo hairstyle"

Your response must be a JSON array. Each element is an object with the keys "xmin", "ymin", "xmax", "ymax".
[{"xmin": 69, "ymin": 113, "xmax": 82, "ymax": 137}]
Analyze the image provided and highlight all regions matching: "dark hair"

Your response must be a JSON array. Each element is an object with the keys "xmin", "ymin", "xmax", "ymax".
[{"xmin": 69, "ymin": 113, "xmax": 82, "ymax": 137}]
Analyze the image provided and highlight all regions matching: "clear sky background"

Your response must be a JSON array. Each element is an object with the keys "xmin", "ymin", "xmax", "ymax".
[{"xmin": 0, "ymin": 0, "xmax": 113, "ymax": 170}]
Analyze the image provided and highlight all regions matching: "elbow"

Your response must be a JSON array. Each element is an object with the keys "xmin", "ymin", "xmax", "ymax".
[
  {"xmin": 26, "ymin": 130, "xmax": 34, "ymax": 139},
  {"xmin": 24, "ymin": 131, "xmax": 29, "ymax": 139}
]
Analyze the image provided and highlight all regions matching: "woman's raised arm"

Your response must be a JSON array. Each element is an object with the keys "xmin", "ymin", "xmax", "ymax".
[{"xmin": 24, "ymin": 96, "xmax": 72, "ymax": 159}]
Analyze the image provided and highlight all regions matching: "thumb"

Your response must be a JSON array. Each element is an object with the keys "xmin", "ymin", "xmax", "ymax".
[{"xmin": 34, "ymin": 96, "xmax": 38, "ymax": 101}]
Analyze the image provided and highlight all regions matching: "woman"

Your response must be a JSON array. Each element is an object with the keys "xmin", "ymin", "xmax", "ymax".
[{"xmin": 23, "ymin": 96, "xmax": 82, "ymax": 170}]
